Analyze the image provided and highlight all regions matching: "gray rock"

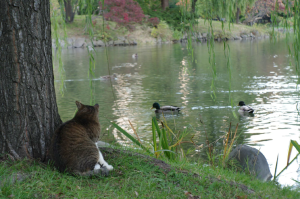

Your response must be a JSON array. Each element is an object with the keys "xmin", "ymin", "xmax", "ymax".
[
  {"xmin": 127, "ymin": 39, "xmax": 137, "ymax": 45},
  {"xmin": 93, "ymin": 40, "xmax": 105, "ymax": 47},
  {"xmin": 251, "ymin": 30, "xmax": 260, "ymax": 37},
  {"xmin": 85, "ymin": 41, "xmax": 92, "ymax": 47},
  {"xmin": 228, "ymin": 145, "xmax": 272, "ymax": 182},
  {"xmin": 240, "ymin": 34, "xmax": 248, "ymax": 38},
  {"xmin": 114, "ymin": 40, "xmax": 125, "ymax": 45},
  {"xmin": 127, "ymin": 38, "xmax": 134, "ymax": 45},
  {"xmin": 117, "ymin": 36, "xmax": 126, "ymax": 41},
  {"xmin": 157, "ymin": 36, "xmax": 162, "ymax": 44},
  {"xmin": 58, "ymin": 39, "xmax": 65, "ymax": 47},
  {"xmin": 74, "ymin": 38, "xmax": 86, "ymax": 48},
  {"xmin": 87, "ymin": 45, "xmax": 94, "ymax": 52},
  {"xmin": 202, "ymin": 33, "xmax": 207, "ymax": 38},
  {"xmin": 233, "ymin": 35, "xmax": 242, "ymax": 40},
  {"xmin": 67, "ymin": 38, "xmax": 73, "ymax": 46},
  {"xmin": 108, "ymin": 40, "xmax": 114, "ymax": 46},
  {"xmin": 198, "ymin": 33, "xmax": 202, "ymax": 39},
  {"xmin": 183, "ymin": 33, "xmax": 188, "ymax": 39}
]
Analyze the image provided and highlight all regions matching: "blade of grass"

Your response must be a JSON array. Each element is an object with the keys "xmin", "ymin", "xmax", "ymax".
[
  {"xmin": 275, "ymin": 153, "xmax": 300, "ymax": 179},
  {"xmin": 291, "ymin": 140, "xmax": 300, "ymax": 153},
  {"xmin": 273, "ymin": 154, "xmax": 279, "ymax": 181},
  {"xmin": 128, "ymin": 120, "xmax": 141, "ymax": 144},
  {"xmin": 152, "ymin": 119, "xmax": 158, "ymax": 157},
  {"xmin": 161, "ymin": 128, "xmax": 171, "ymax": 159},
  {"xmin": 152, "ymin": 117, "xmax": 161, "ymax": 138},
  {"xmin": 111, "ymin": 122, "xmax": 151, "ymax": 154},
  {"xmin": 287, "ymin": 141, "xmax": 293, "ymax": 166},
  {"xmin": 223, "ymin": 122, "xmax": 231, "ymax": 161},
  {"xmin": 225, "ymin": 123, "xmax": 239, "ymax": 161}
]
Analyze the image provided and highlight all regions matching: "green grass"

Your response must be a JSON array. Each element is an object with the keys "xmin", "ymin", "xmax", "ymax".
[
  {"xmin": 195, "ymin": 18, "xmax": 270, "ymax": 38},
  {"xmin": 1, "ymin": 146, "xmax": 299, "ymax": 198}
]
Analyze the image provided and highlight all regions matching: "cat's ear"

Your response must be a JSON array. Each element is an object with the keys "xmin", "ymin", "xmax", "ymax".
[
  {"xmin": 76, "ymin": 101, "xmax": 83, "ymax": 109},
  {"xmin": 94, "ymin": 104, "xmax": 99, "ymax": 110}
]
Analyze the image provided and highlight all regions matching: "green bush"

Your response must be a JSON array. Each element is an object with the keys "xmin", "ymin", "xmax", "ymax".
[
  {"xmin": 151, "ymin": 21, "xmax": 172, "ymax": 39},
  {"xmin": 151, "ymin": 27, "xmax": 159, "ymax": 38},
  {"xmin": 135, "ymin": 0, "xmax": 195, "ymax": 31},
  {"xmin": 172, "ymin": 30, "xmax": 182, "ymax": 40}
]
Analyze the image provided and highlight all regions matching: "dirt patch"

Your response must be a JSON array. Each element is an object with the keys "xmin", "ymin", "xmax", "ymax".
[{"xmin": 128, "ymin": 26, "xmax": 157, "ymax": 44}]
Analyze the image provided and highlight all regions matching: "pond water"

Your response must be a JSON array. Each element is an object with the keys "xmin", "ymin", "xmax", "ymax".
[{"xmin": 54, "ymin": 38, "xmax": 300, "ymax": 187}]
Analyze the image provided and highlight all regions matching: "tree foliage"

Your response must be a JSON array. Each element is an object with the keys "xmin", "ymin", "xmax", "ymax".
[
  {"xmin": 196, "ymin": 0, "xmax": 255, "ymax": 23},
  {"xmin": 148, "ymin": 17, "xmax": 160, "ymax": 27},
  {"xmin": 244, "ymin": 0, "xmax": 292, "ymax": 24},
  {"xmin": 99, "ymin": 0, "xmax": 145, "ymax": 28},
  {"xmin": 250, "ymin": 0, "xmax": 289, "ymax": 16},
  {"xmin": 232, "ymin": 0, "xmax": 256, "ymax": 23}
]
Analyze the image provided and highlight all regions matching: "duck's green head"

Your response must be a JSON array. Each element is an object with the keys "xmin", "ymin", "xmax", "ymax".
[
  {"xmin": 238, "ymin": 101, "xmax": 245, "ymax": 106},
  {"xmin": 151, "ymin": 102, "xmax": 160, "ymax": 110}
]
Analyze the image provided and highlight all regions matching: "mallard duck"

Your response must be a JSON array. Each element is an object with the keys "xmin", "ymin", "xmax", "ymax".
[
  {"xmin": 132, "ymin": 53, "xmax": 137, "ymax": 58},
  {"xmin": 238, "ymin": 101, "xmax": 254, "ymax": 113},
  {"xmin": 151, "ymin": 102, "xmax": 181, "ymax": 113}
]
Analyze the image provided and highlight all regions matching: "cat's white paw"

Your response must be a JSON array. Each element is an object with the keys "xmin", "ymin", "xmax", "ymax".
[
  {"xmin": 106, "ymin": 164, "xmax": 113, "ymax": 171},
  {"xmin": 94, "ymin": 163, "xmax": 100, "ymax": 170}
]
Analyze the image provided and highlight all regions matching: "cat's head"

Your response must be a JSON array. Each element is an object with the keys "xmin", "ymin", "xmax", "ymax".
[{"xmin": 75, "ymin": 101, "xmax": 99, "ymax": 122}]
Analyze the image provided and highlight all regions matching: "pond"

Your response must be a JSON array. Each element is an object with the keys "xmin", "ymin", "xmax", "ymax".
[{"xmin": 54, "ymin": 38, "xmax": 300, "ymax": 187}]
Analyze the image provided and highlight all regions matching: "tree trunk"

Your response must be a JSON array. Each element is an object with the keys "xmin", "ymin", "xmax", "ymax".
[
  {"xmin": 192, "ymin": 0, "xmax": 198, "ymax": 13},
  {"xmin": 64, "ymin": 0, "xmax": 77, "ymax": 23},
  {"xmin": 236, "ymin": 7, "xmax": 240, "ymax": 24},
  {"xmin": 0, "ymin": 1, "xmax": 62, "ymax": 161},
  {"xmin": 161, "ymin": 0, "xmax": 169, "ymax": 11}
]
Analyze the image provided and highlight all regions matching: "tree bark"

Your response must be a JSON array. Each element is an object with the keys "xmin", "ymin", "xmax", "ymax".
[
  {"xmin": 161, "ymin": 0, "xmax": 169, "ymax": 11},
  {"xmin": 192, "ymin": 0, "xmax": 198, "ymax": 13},
  {"xmin": 236, "ymin": 7, "xmax": 241, "ymax": 23},
  {"xmin": 64, "ymin": 0, "xmax": 77, "ymax": 23},
  {"xmin": 0, "ymin": 1, "xmax": 62, "ymax": 161}
]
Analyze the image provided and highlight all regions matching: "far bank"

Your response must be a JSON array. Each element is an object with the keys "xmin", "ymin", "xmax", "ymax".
[{"xmin": 52, "ymin": 15, "xmax": 281, "ymax": 49}]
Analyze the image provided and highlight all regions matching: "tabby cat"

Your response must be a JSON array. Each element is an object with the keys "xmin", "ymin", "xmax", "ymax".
[{"xmin": 50, "ymin": 101, "xmax": 113, "ymax": 176}]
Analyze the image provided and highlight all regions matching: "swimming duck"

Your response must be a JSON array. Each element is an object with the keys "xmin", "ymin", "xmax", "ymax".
[
  {"xmin": 132, "ymin": 53, "xmax": 138, "ymax": 58},
  {"xmin": 151, "ymin": 102, "xmax": 181, "ymax": 113},
  {"xmin": 238, "ymin": 101, "xmax": 254, "ymax": 113}
]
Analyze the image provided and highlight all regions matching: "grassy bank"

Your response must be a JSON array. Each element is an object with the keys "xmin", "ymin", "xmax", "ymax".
[
  {"xmin": 51, "ymin": 12, "xmax": 271, "ymax": 44},
  {"xmin": 1, "ymin": 146, "xmax": 299, "ymax": 198}
]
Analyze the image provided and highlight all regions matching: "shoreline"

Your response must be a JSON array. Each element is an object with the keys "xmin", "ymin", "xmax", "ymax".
[{"xmin": 52, "ymin": 30, "xmax": 272, "ymax": 49}]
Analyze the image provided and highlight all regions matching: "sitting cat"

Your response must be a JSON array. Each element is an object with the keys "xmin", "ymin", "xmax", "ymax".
[{"xmin": 50, "ymin": 101, "xmax": 113, "ymax": 176}]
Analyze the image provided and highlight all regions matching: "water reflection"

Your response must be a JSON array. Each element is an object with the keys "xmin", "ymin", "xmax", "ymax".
[{"xmin": 54, "ymin": 40, "xmax": 300, "ymax": 187}]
